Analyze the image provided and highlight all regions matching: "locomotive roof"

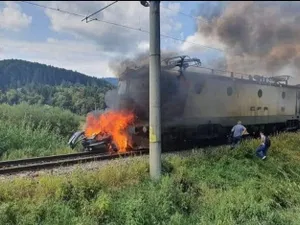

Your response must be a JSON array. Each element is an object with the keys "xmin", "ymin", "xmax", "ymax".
[
  {"xmin": 186, "ymin": 70, "xmax": 300, "ymax": 89},
  {"xmin": 117, "ymin": 65, "xmax": 300, "ymax": 90}
]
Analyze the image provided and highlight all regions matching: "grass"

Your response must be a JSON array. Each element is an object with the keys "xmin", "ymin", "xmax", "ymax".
[
  {"xmin": 0, "ymin": 103, "xmax": 82, "ymax": 160},
  {"xmin": 0, "ymin": 103, "xmax": 82, "ymax": 136},
  {"xmin": 0, "ymin": 132, "xmax": 300, "ymax": 224},
  {"xmin": 0, "ymin": 121, "xmax": 75, "ymax": 160}
]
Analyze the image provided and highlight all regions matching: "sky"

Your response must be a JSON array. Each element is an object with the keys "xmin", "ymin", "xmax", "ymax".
[{"xmin": 0, "ymin": 1, "xmax": 223, "ymax": 78}]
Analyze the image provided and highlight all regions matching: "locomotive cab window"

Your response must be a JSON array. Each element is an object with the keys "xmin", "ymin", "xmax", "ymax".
[
  {"xmin": 227, "ymin": 87, "xmax": 233, "ymax": 96},
  {"xmin": 282, "ymin": 92, "xmax": 286, "ymax": 99},
  {"xmin": 258, "ymin": 89, "xmax": 263, "ymax": 98}
]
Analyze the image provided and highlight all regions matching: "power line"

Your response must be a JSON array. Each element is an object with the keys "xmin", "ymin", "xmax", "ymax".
[
  {"xmin": 160, "ymin": 3, "xmax": 232, "ymax": 31},
  {"xmin": 161, "ymin": 4, "xmax": 209, "ymax": 24},
  {"xmin": 21, "ymin": 1, "xmax": 148, "ymax": 33},
  {"xmin": 21, "ymin": 1, "xmax": 225, "ymax": 53},
  {"xmin": 21, "ymin": 1, "xmax": 83, "ymax": 17},
  {"xmin": 160, "ymin": 33, "xmax": 223, "ymax": 52},
  {"xmin": 81, "ymin": 1, "xmax": 118, "ymax": 23}
]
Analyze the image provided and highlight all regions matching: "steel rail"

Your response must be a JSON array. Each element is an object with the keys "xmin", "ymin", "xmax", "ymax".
[
  {"xmin": 0, "ymin": 149, "xmax": 107, "ymax": 168},
  {"xmin": 0, "ymin": 149, "xmax": 149, "ymax": 175}
]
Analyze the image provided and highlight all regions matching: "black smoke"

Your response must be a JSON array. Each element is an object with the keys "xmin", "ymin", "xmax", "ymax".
[
  {"xmin": 196, "ymin": 1, "xmax": 227, "ymax": 22},
  {"xmin": 105, "ymin": 51, "xmax": 190, "ymax": 121},
  {"xmin": 196, "ymin": 1, "xmax": 300, "ymax": 74},
  {"xmin": 108, "ymin": 51, "xmax": 179, "ymax": 78}
]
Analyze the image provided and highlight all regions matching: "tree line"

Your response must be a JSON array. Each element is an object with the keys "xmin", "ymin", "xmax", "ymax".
[{"xmin": 0, "ymin": 59, "xmax": 115, "ymax": 115}]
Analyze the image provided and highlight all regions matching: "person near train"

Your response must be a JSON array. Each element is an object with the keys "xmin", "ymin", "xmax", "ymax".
[
  {"xmin": 256, "ymin": 131, "xmax": 271, "ymax": 160},
  {"xmin": 230, "ymin": 121, "xmax": 247, "ymax": 148}
]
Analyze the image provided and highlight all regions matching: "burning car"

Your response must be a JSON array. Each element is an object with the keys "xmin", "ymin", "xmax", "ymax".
[
  {"xmin": 68, "ymin": 130, "xmax": 117, "ymax": 152},
  {"xmin": 68, "ymin": 109, "xmax": 147, "ymax": 153},
  {"xmin": 68, "ymin": 55, "xmax": 201, "ymax": 152}
]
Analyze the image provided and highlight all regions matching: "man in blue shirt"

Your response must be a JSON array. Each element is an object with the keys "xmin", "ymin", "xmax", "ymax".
[
  {"xmin": 230, "ymin": 121, "xmax": 247, "ymax": 148},
  {"xmin": 256, "ymin": 131, "xmax": 270, "ymax": 160}
]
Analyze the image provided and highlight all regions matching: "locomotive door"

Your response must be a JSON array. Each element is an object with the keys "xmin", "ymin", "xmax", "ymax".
[{"xmin": 296, "ymin": 91, "xmax": 300, "ymax": 115}]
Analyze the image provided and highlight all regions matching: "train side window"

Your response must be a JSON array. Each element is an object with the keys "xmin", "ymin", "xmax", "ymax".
[
  {"xmin": 258, "ymin": 89, "xmax": 263, "ymax": 98},
  {"xmin": 281, "ymin": 107, "xmax": 285, "ymax": 112},
  {"xmin": 227, "ymin": 87, "xmax": 233, "ymax": 96},
  {"xmin": 282, "ymin": 92, "xmax": 286, "ymax": 99}
]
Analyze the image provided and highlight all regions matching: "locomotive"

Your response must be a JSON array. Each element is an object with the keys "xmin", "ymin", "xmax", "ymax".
[{"xmin": 68, "ymin": 55, "xmax": 300, "ymax": 151}]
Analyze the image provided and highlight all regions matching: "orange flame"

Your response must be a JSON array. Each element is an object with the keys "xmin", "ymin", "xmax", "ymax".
[{"xmin": 84, "ymin": 110, "xmax": 135, "ymax": 152}]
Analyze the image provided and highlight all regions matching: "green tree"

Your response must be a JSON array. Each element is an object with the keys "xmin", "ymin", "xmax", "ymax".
[
  {"xmin": 6, "ymin": 89, "xmax": 19, "ymax": 104},
  {"xmin": 0, "ymin": 59, "xmax": 116, "ymax": 115}
]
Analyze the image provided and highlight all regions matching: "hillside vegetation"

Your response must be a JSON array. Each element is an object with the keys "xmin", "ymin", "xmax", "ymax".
[
  {"xmin": 0, "ymin": 59, "xmax": 110, "ymax": 88},
  {"xmin": 0, "ymin": 132, "xmax": 300, "ymax": 224},
  {"xmin": 0, "ymin": 59, "xmax": 115, "ymax": 115},
  {"xmin": 0, "ymin": 103, "xmax": 81, "ymax": 160}
]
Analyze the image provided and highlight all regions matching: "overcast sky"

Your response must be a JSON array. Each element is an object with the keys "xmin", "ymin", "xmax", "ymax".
[{"xmin": 0, "ymin": 1, "xmax": 224, "ymax": 78}]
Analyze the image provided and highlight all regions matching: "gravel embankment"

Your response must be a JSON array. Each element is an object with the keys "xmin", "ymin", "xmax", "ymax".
[{"xmin": 0, "ymin": 148, "xmax": 208, "ymax": 181}]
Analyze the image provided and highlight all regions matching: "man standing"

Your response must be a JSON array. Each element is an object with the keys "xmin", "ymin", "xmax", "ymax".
[
  {"xmin": 230, "ymin": 121, "xmax": 247, "ymax": 148},
  {"xmin": 256, "ymin": 131, "xmax": 271, "ymax": 160}
]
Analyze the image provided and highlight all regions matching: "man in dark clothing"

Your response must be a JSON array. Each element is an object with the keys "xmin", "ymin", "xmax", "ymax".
[
  {"xmin": 256, "ymin": 131, "xmax": 271, "ymax": 160},
  {"xmin": 230, "ymin": 121, "xmax": 247, "ymax": 148}
]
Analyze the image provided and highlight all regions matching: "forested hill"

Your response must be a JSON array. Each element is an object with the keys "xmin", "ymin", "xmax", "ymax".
[
  {"xmin": 104, "ymin": 77, "xmax": 118, "ymax": 86},
  {"xmin": 0, "ymin": 59, "xmax": 116, "ymax": 115},
  {"xmin": 0, "ymin": 59, "xmax": 112, "ymax": 89}
]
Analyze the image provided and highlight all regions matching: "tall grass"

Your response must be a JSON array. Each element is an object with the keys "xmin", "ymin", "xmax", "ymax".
[
  {"xmin": 0, "ymin": 132, "xmax": 300, "ymax": 224},
  {"xmin": 0, "ymin": 103, "xmax": 82, "ymax": 137},
  {"xmin": 0, "ymin": 103, "xmax": 82, "ymax": 160}
]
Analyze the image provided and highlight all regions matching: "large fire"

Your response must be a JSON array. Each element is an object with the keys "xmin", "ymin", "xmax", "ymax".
[{"xmin": 84, "ymin": 110, "xmax": 135, "ymax": 152}]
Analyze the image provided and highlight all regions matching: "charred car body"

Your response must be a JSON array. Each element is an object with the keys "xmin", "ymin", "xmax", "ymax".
[
  {"xmin": 68, "ymin": 130, "xmax": 118, "ymax": 152},
  {"xmin": 69, "ymin": 55, "xmax": 300, "ymax": 152}
]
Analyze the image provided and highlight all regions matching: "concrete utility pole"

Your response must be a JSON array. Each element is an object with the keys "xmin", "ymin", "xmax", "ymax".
[
  {"xmin": 149, "ymin": 1, "xmax": 162, "ymax": 180},
  {"xmin": 141, "ymin": 1, "xmax": 162, "ymax": 180}
]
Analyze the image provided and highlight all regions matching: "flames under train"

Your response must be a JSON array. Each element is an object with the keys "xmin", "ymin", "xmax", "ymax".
[{"xmin": 68, "ymin": 55, "xmax": 300, "ymax": 152}]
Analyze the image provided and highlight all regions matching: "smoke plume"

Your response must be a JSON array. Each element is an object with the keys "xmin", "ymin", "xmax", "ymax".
[
  {"xmin": 196, "ymin": 1, "xmax": 300, "ymax": 75},
  {"xmin": 108, "ymin": 50, "xmax": 179, "ymax": 78},
  {"xmin": 106, "ymin": 50, "xmax": 190, "ymax": 121}
]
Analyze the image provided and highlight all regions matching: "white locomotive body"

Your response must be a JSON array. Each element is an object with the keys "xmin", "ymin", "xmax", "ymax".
[{"xmin": 107, "ymin": 55, "xmax": 300, "ymax": 149}]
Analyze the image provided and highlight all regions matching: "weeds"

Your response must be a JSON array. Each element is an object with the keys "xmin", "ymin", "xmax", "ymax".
[
  {"xmin": 0, "ymin": 103, "xmax": 80, "ymax": 160},
  {"xmin": 0, "ymin": 103, "xmax": 82, "ymax": 137},
  {"xmin": 0, "ymin": 132, "xmax": 300, "ymax": 224}
]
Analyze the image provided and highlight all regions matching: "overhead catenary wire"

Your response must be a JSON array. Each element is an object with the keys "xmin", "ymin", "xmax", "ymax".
[
  {"xmin": 160, "ymin": 4, "xmax": 210, "ymax": 24},
  {"xmin": 160, "ymin": 3, "xmax": 231, "ymax": 26},
  {"xmin": 21, "ymin": 1, "xmax": 83, "ymax": 17},
  {"xmin": 21, "ymin": 1, "xmax": 226, "ymax": 53},
  {"xmin": 160, "ymin": 4, "xmax": 281, "ymax": 78},
  {"xmin": 81, "ymin": 1, "xmax": 118, "ymax": 23},
  {"xmin": 19, "ymin": 1, "xmax": 278, "ymax": 80}
]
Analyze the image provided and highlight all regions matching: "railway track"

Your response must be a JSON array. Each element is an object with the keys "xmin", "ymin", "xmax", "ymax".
[
  {"xmin": 0, "ymin": 136, "xmax": 238, "ymax": 176},
  {"xmin": 0, "ymin": 149, "xmax": 149, "ymax": 175}
]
